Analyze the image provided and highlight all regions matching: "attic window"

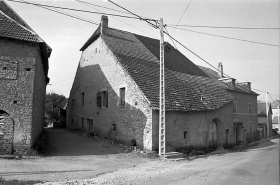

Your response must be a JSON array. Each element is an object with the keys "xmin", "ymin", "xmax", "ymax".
[
  {"xmin": 25, "ymin": 68, "xmax": 31, "ymax": 71},
  {"xmin": 2, "ymin": 67, "xmax": 7, "ymax": 70},
  {"xmin": 13, "ymin": 100, "xmax": 17, "ymax": 104},
  {"xmin": 119, "ymin": 87, "xmax": 125, "ymax": 107}
]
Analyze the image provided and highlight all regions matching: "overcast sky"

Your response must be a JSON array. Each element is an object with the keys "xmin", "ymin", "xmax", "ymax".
[{"xmin": 5, "ymin": 0, "xmax": 280, "ymax": 102}]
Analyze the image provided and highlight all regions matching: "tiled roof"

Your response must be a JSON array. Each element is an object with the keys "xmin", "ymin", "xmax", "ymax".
[
  {"xmin": 0, "ymin": 10, "xmax": 42, "ymax": 43},
  {"xmin": 198, "ymin": 66, "xmax": 258, "ymax": 95},
  {"xmin": 97, "ymin": 27, "xmax": 234, "ymax": 111}
]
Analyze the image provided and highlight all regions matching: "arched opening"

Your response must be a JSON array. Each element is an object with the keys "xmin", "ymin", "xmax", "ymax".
[
  {"xmin": 209, "ymin": 118, "xmax": 223, "ymax": 148},
  {"xmin": 0, "ymin": 110, "xmax": 14, "ymax": 154}
]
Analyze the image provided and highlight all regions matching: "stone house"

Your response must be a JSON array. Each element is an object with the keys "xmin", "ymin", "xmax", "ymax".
[
  {"xmin": 0, "ymin": 1, "xmax": 51, "ymax": 154},
  {"xmin": 199, "ymin": 63, "xmax": 259, "ymax": 144},
  {"xmin": 67, "ymin": 15, "xmax": 237, "ymax": 152},
  {"xmin": 257, "ymin": 102, "xmax": 273, "ymax": 138}
]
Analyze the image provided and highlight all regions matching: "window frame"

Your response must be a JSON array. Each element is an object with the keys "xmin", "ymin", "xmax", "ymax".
[
  {"xmin": 248, "ymin": 103, "xmax": 252, "ymax": 114},
  {"xmin": 82, "ymin": 93, "xmax": 85, "ymax": 105},
  {"xmin": 102, "ymin": 90, "xmax": 108, "ymax": 108},
  {"xmin": 119, "ymin": 87, "xmax": 126, "ymax": 107}
]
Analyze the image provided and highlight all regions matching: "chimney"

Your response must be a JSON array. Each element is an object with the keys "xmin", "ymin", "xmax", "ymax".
[
  {"xmin": 100, "ymin": 15, "xmax": 108, "ymax": 35},
  {"xmin": 218, "ymin": 62, "xmax": 223, "ymax": 78},
  {"xmin": 247, "ymin": 82, "xmax": 251, "ymax": 91},
  {"xmin": 232, "ymin": 78, "xmax": 236, "ymax": 89}
]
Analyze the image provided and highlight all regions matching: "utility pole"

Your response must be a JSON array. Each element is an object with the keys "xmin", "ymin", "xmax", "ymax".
[
  {"xmin": 159, "ymin": 18, "xmax": 166, "ymax": 157},
  {"xmin": 266, "ymin": 91, "xmax": 270, "ymax": 137},
  {"xmin": 278, "ymin": 105, "xmax": 280, "ymax": 132}
]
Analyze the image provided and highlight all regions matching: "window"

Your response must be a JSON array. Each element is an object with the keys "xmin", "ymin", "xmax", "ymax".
[
  {"xmin": 82, "ymin": 93, "xmax": 85, "ymax": 105},
  {"xmin": 233, "ymin": 101, "xmax": 237, "ymax": 113},
  {"xmin": 96, "ymin": 92, "xmax": 102, "ymax": 108},
  {"xmin": 248, "ymin": 103, "xmax": 252, "ymax": 114},
  {"xmin": 112, "ymin": 124, "xmax": 116, "ymax": 131},
  {"xmin": 183, "ymin": 131, "xmax": 188, "ymax": 139},
  {"xmin": 102, "ymin": 90, "xmax": 108, "ymax": 107},
  {"xmin": 119, "ymin": 87, "xmax": 125, "ymax": 106}
]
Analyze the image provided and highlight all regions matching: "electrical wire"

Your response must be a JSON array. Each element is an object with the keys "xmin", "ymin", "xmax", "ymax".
[
  {"xmin": 166, "ymin": 24, "xmax": 280, "ymax": 30},
  {"xmin": 76, "ymin": 0, "xmax": 156, "ymax": 38},
  {"xmin": 18, "ymin": 0, "xmax": 100, "ymax": 25},
  {"xmin": 7, "ymin": 0, "xmax": 144, "ymax": 20},
  {"xmin": 166, "ymin": 26, "xmax": 280, "ymax": 47},
  {"xmin": 107, "ymin": 0, "xmax": 159, "ymax": 27},
  {"xmin": 167, "ymin": 0, "xmax": 192, "ymax": 43},
  {"xmin": 76, "ymin": 0, "xmax": 137, "ymax": 16}
]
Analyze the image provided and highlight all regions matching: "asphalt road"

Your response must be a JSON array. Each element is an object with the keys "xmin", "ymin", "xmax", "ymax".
[
  {"xmin": 70, "ymin": 137, "xmax": 279, "ymax": 185},
  {"xmin": 167, "ymin": 138, "xmax": 280, "ymax": 185}
]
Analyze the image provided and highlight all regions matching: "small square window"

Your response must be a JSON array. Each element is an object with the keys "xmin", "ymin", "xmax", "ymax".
[
  {"xmin": 183, "ymin": 131, "xmax": 188, "ymax": 139},
  {"xmin": 112, "ymin": 124, "xmax": 116, "ymax": 131},
  {"xmin": 119, "ymin": 87, "xmax": 125, "ymax": 107}
]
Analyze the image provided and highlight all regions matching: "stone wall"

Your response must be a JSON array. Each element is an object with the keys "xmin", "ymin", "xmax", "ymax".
[
  {"xmin": 67, "ymin": 37, "xmax": 153, "ymax": 150},
  {"xmin": 0, "ymin": 112, "xmax": 14, "ymax": 154},
  {"xmin": 152, "ymin": 103, "xmax": 234, "ymax": 151},
  {"xmin": 0, "ymin": 38, "xmax": 45, "ymax": 154}
]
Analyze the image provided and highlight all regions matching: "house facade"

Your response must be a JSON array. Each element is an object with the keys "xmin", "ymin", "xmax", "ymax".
[
  {"xmin": 0, "ymin": 1, "xmax": 51, "ymax": 155},
  {"xmin": 200, "ymin": 63, "xmax": 259, "ymax": 144},
  {"xmin": 67, "ymin": 16, "xmax": 237, "ymax": 151}
]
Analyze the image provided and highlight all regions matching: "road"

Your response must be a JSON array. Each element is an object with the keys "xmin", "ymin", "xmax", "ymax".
[
  {"xmin": 59, "ymin": 137, "xmax": 279, "ymax": 185},
  {"xmin": 0, "ymin": 128, "xmax": 279, "ymax": 185}
]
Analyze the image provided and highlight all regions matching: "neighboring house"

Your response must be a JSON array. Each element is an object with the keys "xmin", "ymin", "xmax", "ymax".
[
  {"xmin": 67, "ymin": 15, "xmax": 236, "ymax": 152},
  {"xmin": 271, "ymin": 100, "xmax": 279, "ymax": 130},
  {"xmin": 0, "ymin": 1, "xmax": 51, "ymax": 155},
  {"xmin": 199, "ymin": 63, "xmax": 259, "ymax": 144},
  {"xmin": 257, "ymin": 102, "xmax": 273, "ymax": 138}
]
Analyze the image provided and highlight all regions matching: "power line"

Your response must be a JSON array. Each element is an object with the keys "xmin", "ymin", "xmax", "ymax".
[
  {"xmin": 107, "ymin": 0, "xmax": 159, "ymax": 28},
  {"xmin": 76, "ymin": 0, "xmax": 156, "ymax": 38},
  {"xmin": 18, "ymin": 0, "xmax": 99, "ymax": 25},
  {"xmin": 166, "ymin": 24, "xmax": 280, "ymax": 30},
  {"xmin": 166, "ymin": 26, "xmax": 280, "ymax": 47},
  {"xmin": 76, "ymin": 0, "xmax": 135, "ymax": 16},
  {"xmin": 163, "ymin": 30, "xmax": 232, "ymax": 78},
  {"xmin": 168, "ymin": 0, "xmax": 192, "ymax": 43},
  {"xmin": 164, "ymin": 26, "xmax": 177, "ymax": 49},
  {"xmin": 7, "ymin": 0, "xmax": 144, "ymax": 20}
]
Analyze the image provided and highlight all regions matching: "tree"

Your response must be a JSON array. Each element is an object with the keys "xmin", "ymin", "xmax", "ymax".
[{"xmin": 45, "ymin": 92, "xmax": 66, "ymax": 123}]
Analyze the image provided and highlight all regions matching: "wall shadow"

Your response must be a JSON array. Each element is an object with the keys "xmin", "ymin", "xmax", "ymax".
[{"xmin": 48, "ymin": 64, "xmax": 148, "ymax": 156}]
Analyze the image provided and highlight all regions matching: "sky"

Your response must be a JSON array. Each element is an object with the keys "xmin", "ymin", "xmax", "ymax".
[{"xmin": 5, "ymin": 0, "xmax": 280, "ymax": 102}]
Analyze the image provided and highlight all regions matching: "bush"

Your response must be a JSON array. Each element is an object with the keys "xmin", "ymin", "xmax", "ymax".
[{"xmin": 175, "ymin": 145, "xmax": 217, "ymax": 156}]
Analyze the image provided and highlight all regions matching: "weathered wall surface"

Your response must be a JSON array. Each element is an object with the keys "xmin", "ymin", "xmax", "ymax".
[
  {"xmin": 67, "ymin": 37, "xmax": 153, "ymax": 149},
  {"xmin": 230, "ymin": 91, "xmax": 258, "ymax": 142},
  {"xmin": 0, "ymin": 113, "xmax": 14, "ymax": 154},
  {"xmin": 0, "ymin": 38, "xmax": 45, "ymax": 154},
  {"xmin": 152, "ymin": 102, "xmax": 234, "ymax": 151}
]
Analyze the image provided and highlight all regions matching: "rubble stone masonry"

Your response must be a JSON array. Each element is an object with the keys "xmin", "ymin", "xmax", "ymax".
[{"xmin": 0, "ymin": 38, "xmax": 46, "ymax": 154}]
